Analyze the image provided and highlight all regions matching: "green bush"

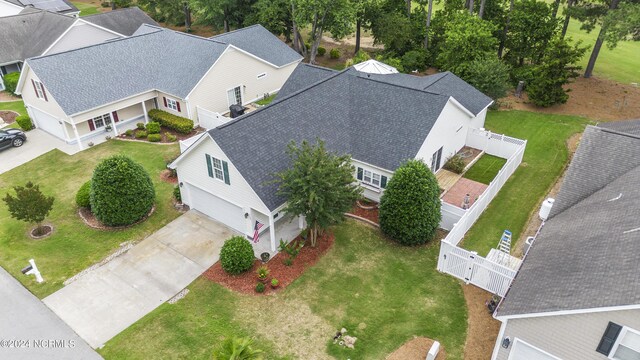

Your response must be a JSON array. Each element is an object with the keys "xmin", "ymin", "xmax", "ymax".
[
  {"xmin": 443, "ymin": 154, "xmax": 466, "ymax": 174},
  {"xmin": 462, "ymin": 57, "xmax": 511, "ymax": 101},
  {"xmin": 90, "ymin": 155, "xmax": 155, "ymax": 227},
  {"xmin": 165, "ymin": 132, "xmax": 177, "ymax": 142},
  {"xmin": 135, "ymin": 130, "xmax": 147, "ymax": 139},
  {"xmin": 379, "ymin": 159, "xmax": 441, "ymax": 245},
  {"xmin": 220, "ymin": 236, "xmax": 255, "ymax": 275},
  {"xmin": 15, "ymin": 115, "xmax": 33, "ymax": 131},
  {"xmin": 173, "ymin": 186, "xmax": 181, "ymax": 202},
  {"xmin": 136, "ymin": 122, "xmax": 145, "ymax": 130},
  {"xmin": 401, "ymin": 49, "xmax": 428, "ymax": 72},
  {"xmin": 125, "ymin": 129, "xmax": 133, "ymax": 137},
  {"xmin": 146, "ymin": 121, "xmax": 161, "ymax": 134},
  {"xmin": 3, "ymin": 72, "xmax": 20, "ymax": 95},
  {"xmin": 329, "ymin": 48, "xmax": 340, "ymax": 59},
  {"xmin": 147, "ymin": 133, "xmax": 161, "ymax": 142},
  {"xmin": 317, "ymin": 47, "xmax": 327, "ymax": 56},
  {"xmin": 75, "ymin": 181, "xmax": 91, "ymax": 208},
  {"xmin": 255, "ymin": 282, "xmax": 266, "ymax": 293},
  {"xmin": 148, "ymin": 109, "xmax": 193, "ymax": 134},
  {"xmin": 376, "ymin": 55, "xmax": 405, "ymax": 73}
]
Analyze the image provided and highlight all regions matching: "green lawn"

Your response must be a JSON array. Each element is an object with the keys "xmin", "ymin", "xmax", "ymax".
[
  {"xmin": 100, "ymin": 221, "xmax": 467, "ymax": 360},
  {"xmin": 0, "ymin": 140, "xmax": 181, "ymax": 298},
  {"xmin": 72, "ymin": 1, "xmax": 101, "ymax": 16},
  {"xmin": 461, "ymin": 111, "xmax": 591, "ymax": 256},
  {"xmin": 0, "ymin": 99, "xmax": 27, "ymax": 129},
  {"xmin": 463, "ymin": 154, "xmax": 507, "ymax": 185},
  {"xmin": 255, "ymin": 93, "xmax": 277, "ymax": 106}
]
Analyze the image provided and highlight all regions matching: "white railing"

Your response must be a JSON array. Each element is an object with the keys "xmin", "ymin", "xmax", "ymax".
[
  {"xmin": 197, "ymin": 106, "xmax": 228, "ymax": 130},
  {"xmin": 437, "ymin": 129, "xmax": 527, "ymax": 296}
]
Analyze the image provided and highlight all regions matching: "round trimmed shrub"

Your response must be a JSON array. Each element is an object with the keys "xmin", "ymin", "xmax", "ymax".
[
  {"xmin": 379, "ymin": 159, "xmax": 441, "ymax": 245},
  {"xmin": 76, "ymin": 180, "xmax": 91, "ymax": 208},
  {"xmin": 317, "ymin": 47, "xmax": 326, "ymax": 56},
  {"xmin": 90, "ymin": 155, "xmax": 155, "ymax": 226},
  {"xmin": 146, "ymin": 121, "xmax": 161, "ymax": 134},
  {"xmin": 220, "ymin": 236, "xmax": 255, "ymax": 274},
  {"xmin": 329, "ymin": 48, "xmax": 340, "ymax": 59},
  {"xmin": 15, "ymin": 115, "xmax": 33, "ymax": 131}
]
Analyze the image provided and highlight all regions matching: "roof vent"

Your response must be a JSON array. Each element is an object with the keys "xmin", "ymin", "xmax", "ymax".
[{"xmin": 353, "ymin": 60, "xmax": 399, "ymax": 75}]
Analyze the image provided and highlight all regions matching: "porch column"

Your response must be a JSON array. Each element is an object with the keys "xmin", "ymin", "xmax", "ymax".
[
  {"xmin": 71, "ymin": 123, "xmax": 83, "ymax": 150},
  {"xmin": 110, "ymin": 114, "xmax": 118, "ymax": 136},
  {"xmin": 269, "ymin": 214, "xmax": 276, "ymax": 252},
  {"xmin": 298, "ymin": 215, "xmax": 304, "ymax": 229},
  {"xmin": 142, "ymin": 101, "xmax": 149, "ymax": 124}
]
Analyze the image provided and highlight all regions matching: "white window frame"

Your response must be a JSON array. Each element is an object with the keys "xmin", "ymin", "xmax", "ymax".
[
  {"xmin": 211, "ymin": 156, "xmax": 225, "ymax": 182},
  {"xmin": 227, "ymin": 85, "xmax": 243, "ymax": 106},
  {"xmin": 257, "ymin": 72, "xmax": 267, "ymax": 79},
  {"xmin": 34, "ymin": 80, "xmax": 45, "ymax": 99},
  {"xmin": 166, "ymin": 98, "xmax": 178, "ymax": 111},
  {"xmin": 92, "ymin": 113, "xmax": 111, "ymax": 130},
  {"xmin": 359, "ymin": 168, "xmax": 385, "ymax": 189},
  {"xmin": 507, "ymin": 338, "xmax": 561, "ymax": 360},
  {"xmin": 610, "ymin": 327, "xmax": 640, "ymax": 360}
]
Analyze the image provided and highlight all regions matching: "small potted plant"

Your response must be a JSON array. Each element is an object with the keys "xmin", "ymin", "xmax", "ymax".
[
  {"xmin": 271, "ymin": 278, "xmax": 279, "ymax": 289},
  {"xmin": 256, "ymin": 265, "xmax": 270, "ymax": 283},
  {"xmin": 255, "ymin": 282, "xmax": 265, "ymax": 293},
  {"xmin": 105, "ymin": 124, "xmax": 112, "ymax": 132}
]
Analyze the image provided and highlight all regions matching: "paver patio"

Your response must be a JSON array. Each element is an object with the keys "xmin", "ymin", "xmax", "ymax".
[{"xmin": 442, "ymin": 177, "xmax": 488, "ymax": 209}]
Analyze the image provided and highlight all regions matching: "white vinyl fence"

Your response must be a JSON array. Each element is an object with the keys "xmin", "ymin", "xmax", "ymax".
[
  {"xmin": 437, "ymin": 129, "xmax": 527, "ymax": 296},
  {"xmin": 197, "ymin": 106, "xmax": 228, "ymax": 130}
]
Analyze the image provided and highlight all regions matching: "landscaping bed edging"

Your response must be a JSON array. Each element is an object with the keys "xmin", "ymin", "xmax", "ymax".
[{"xmin": 78, "ymin": 205, "xmax": 156, "ymax": 231}]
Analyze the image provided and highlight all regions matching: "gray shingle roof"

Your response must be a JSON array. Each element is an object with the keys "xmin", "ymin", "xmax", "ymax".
[
  {"xmin": 84, "ymin": 7, "xmax": 158, "ymax": 36},
  {"xmin": 0, "ymin": 9, "xmax": 74, "ymax": 64},
  {"xmin": 211, "ymin": 24, "xmax": 302, "ymax": 67},
  {"xmin": 208, "ymin": 69, "xmax": 450, "ymax": 210},
  {"xmin": 27, "ymin": 27, "xmax": 227, "ymax": 115},
  {"xmin": 5, "ymin": 0, "xmax": 79, "ymax": 14},
  {"xmin": 276, "ymin": 63, "xmax": 338, "ymax": 98},
  {"xmin": 497, "ymin": 126, "xmax": 640, "ymax": 317},
  {"xmin": 597, "ymin": 119, "xmax": 640, "ymax": 137}
]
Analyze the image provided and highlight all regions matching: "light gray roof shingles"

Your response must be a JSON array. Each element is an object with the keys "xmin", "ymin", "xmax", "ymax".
[
  {"xmin": 211, "ymin": 24, "xmax": 302, "ymax": 67},
  {"xmin": 597, "ymin": 119, "xmax": 640, "ymax": 137},
  {"xmin": 27, "ymin": 28, "xmax": 227, "ymax": 115},
  {"xmin": 276, "ymin": 63, "xmax": 338, "ymax": 98},
  {"xmin": 84, "ymin": 7, "xmax": 158, "ymax": 36},
  {"xmin": 497, "ymin": 125, "xmax": 640, "ymax": 317},
  {"xmin": 208, "ymin": 69, "xmax": 450, "ymax": 210}
]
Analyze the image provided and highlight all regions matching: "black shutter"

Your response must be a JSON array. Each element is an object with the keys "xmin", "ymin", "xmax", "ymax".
[
  {"xmin": 205, "ymin": 154, "xmax": 213, "ymax": 178},
  {"xmin": 222, "ymin": 161, "xmax": 230, "ymax": 185},
  {"xmin": 596, "ymin": 322, "xmax": 623, "ymax": 355},
  {"xmin": 381, "ymin": 175, "xmax": 388, "ymax": 189},
  {"xmin": 357, "ymin": 167, "xmax": 363, "ymax": 181}
]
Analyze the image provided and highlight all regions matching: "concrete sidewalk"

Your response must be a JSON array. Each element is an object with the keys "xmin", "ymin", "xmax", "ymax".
[
  {"xmin": 43, "ymin": 211, "xmax": 237, "ymax": 348},
  {"xmin": 0, "ymin": 267, "xmax": 101, "ymax": 360}
]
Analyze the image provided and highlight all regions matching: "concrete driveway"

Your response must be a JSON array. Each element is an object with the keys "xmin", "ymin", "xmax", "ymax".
[
  {"xmin": 0, "ymin": 267, "xmax": 101, "ymax": 360},
  {"xmin": 0, "ymin": 129, "xmax": 81, "ymax": 174},
  {"xmin": 43, "ymin": 210, "xmax": 238, "ymax": 348}
]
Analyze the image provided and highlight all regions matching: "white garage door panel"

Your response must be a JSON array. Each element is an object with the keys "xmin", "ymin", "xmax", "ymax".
[
  {"xmin": 31, "ymin": 108, "xmax": 65, "ymax": 139},
  {"xmin": 508, "ymin": 339, "xmax": 561, "ymax": 360},
  {"xmin": 186, "ymin": 183, "xmax": 245, "ymax": 233}
]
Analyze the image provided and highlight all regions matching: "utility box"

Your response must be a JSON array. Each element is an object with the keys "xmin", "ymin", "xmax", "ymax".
[{"xmin": 426, "ymin": 341, "xmax": 440, "ymax": 360}]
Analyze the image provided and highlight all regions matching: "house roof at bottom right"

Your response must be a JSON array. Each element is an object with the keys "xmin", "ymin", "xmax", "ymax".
[{"xmin": 497, "ymin": 125, "xmax": 640, "ymax": 317}]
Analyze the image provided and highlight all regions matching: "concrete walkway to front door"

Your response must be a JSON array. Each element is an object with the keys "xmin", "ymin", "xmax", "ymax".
[{"xmin": 43, "ymin": 210, "xmax": 238, "ymax": 349}]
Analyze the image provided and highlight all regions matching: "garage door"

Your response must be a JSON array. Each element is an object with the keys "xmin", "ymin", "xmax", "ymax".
[
  {"xmin": 508, "ymin": 339, "xmax": 561, "ymax": 360},
  {"xmin": 31, "ymin": 107, "xmax": 65, "ymax": 140},
  {"xmin": 186, "ymin": 183, "xmax": 246, "ymax": 233}
]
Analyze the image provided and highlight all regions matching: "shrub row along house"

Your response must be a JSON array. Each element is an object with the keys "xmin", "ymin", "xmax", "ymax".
[
  {"xmin": 0, "ymin": 7, "xmax": 156, "ymax": 90},
  {"xmin": 15, "ymin": 24, "xmax": 303, "ymax": 149},
  {"xmin": 492, "ymin": 123, "xmax": 640, "ymax": 360},
  {"xmin": 170, "ymin": 61, "xmax": 493, "ymax": 253}
]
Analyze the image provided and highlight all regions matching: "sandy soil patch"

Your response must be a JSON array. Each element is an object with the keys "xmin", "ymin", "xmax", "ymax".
[
  {"xmin": 0, "ymin": 92, "xmax": 20, "ymax": 102},
  {"xmin": 386, "ymin": 337, "xmax": 446, "ymax": 360},
  {"xmin": 0, "ymin": 111, "xmax": 18, "ymax": 124},
  {"xmin": 463, "ymin": 285, "xmax": 502, "ymax": 360}
]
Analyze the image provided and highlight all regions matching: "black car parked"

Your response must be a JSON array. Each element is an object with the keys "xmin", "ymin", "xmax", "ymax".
[{"xmin": 0, "ymin": 129, "xmax": 27, "ymax": 151}]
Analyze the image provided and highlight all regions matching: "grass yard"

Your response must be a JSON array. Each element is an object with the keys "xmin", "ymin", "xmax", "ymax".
[
  {"xmin": 100, "ymin": 221, "xmax": 467, "ymax": 360},
  {"xmin": 0, "ymin": 100, "xmax": 27, "ymax": 116},
  {"xmin": 461, "ymin": 111, "xmax": 591, "ymax": 256},
  {"xmin": 71, "ymin": 1, "xmax": 101, "ymax": 16},
  {"xmin": 0, "ymin": 140, "xmax": 181, "ymax": 298},
  {"xmin": 463, "ymin": 154, "xmax": 507, "ymax": 185},
  {"xmin": 255, "ymin": 93, "xmax": 277, "ymax": 106}
]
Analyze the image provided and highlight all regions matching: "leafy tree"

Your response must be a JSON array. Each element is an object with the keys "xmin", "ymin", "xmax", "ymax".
[
  {"xmin": 292, "ymin": 0, "xmax": 356, "ymax": 64},
  {"xmin": 527, "ymin": 36, "xmax": 587, "ymax": 106},
  {"xmin": 247, "ymin": 0, "xmax": 293, "ymax": 42},
  {"xmin": 138, "ymin": 0, "xmax": 189, "ymax": 26},
  {"xmin": 462, "ymin": 57, "xmax": 511, "ymax": 101},
  {"xmin": 3, "ymin": 182, "xmax": 54, "ymax": 235},
  {"xmin": 371, "ymin": 6, "xmax": 427, "ymax": 55},
  {"xmin": 504, "ymin": 0, "xmax": 559, "ymax": 66},
  {"xmin": 353, "ymin": 0, "xmax": 380, "ymax": 53},
  {"xmin": 379, "ymin": 160, "xmax": 441, "ymax": 246},
  {"xmin": 190, "ymin": 0, "xmax": 256, "ymax": 32},
  {"xmin": 435, "ymin": 12, "xmax": 498, "ymax": 75},
  {"xmin": 212, "ymin": 337, "xmax": 263, "ymax": 360},
  {"xmin": 274, "ymin": 139, "xmax": 362, "ymax": 247},
  {"xmin": 90, "ymin": 155, "xmax": 155, "ymax": 227}
]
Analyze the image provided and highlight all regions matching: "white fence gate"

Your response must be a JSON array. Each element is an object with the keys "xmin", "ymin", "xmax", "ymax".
[
  {"xmin": 197, "ymin": 106, "xmax": 228, "ymax": 130},
  {"xmin": 437, "ymin": 129, "xmax": 527, "ymax": 296}
]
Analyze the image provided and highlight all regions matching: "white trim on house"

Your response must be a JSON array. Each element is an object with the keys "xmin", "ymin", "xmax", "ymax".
[
  {"xmin": 226, "ymin": 44, "xmax": 301, "ymax": 70},
  {"xmin": 40, "ymin": 18, "xmax": 125, "ymax": 56},
  {"xmin": 491, "ymin": 320, "xmax": 510, "ymax": 360},
  {"xmin": 507, "ymin": 338, "xmax": 562, "ymax": 360},
  {"xmin": 447, "ymin": 97, "xmax": 476, "ymax": 118},
  {"xmin": 0, "ymin": 0, "xmax": 24, "ymax": 12},
  {"xmin": 495, "ymin": 304, "xmax": 640, "ymax": 321},
  {"xmin": 351, "ymin": 157, "xmax": 394, "ymax": 174},
  {"xmin": 609, "ymin": 326, "xmax": 640, "ymax": 359},
  {"xmin": 226, "ymin": 84, "xmax": 243, "ymax": 107}
]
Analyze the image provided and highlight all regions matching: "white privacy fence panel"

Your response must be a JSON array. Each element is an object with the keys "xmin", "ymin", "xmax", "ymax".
[
  {"xmin": 437, "ymin": 130, "xmax": 527, "ymax": 296},
  {"xmin": 197, "ymin": 106, "xmax": 228, "ymax": 130},
  {"xmin": 440, "ymin": 202, "xmax": 466, "ymax": 231}
]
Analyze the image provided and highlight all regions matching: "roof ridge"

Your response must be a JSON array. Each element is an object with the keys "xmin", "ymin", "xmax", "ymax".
[
  {"xmin": 354, "ymin": 73, "xmax": 447, "ymax": 97},
  {"xmin": 210, "ymin": 24, "xmax": 262, "ymax": 39},
  {"xmin": 421, "ymin": 71, "xmax": 451, "ymax": 90}
]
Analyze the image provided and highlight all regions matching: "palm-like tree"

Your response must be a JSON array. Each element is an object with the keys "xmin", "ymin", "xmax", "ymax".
[{"xmin": 212, "ymin": 337, "xmax": 263, "ymax": 360}]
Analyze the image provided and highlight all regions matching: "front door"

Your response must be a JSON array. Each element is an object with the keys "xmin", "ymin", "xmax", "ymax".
[
  {"xmin": 227, "ymin": 86, "xmax": 242, "ymax": 106},
  {"xmin": 431, "ymin": 147, "xmax": 443, "ymax": 171}
]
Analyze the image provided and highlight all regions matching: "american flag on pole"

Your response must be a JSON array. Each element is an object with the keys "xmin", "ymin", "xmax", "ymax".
[{"xmin": 253, "ymin": 221, "xmax": 264, "ymax": 243}]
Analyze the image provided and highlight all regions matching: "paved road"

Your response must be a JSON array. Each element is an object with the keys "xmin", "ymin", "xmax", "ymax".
[
  {"xmin": 0, "ymin": 129, "xmax": 80, "ymax": 175},
  {"xmin": 43, "ymin": 211, "xmax": 236, "ymax": 348},
  {"xmin": 0, "ymin": 267, "xmax": 102, "ymax": 360}
]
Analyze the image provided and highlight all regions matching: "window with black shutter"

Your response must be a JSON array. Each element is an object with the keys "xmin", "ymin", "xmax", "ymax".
[{"xmin": 597, "ymin": 322, "xmax": 623, "ymax": 356}]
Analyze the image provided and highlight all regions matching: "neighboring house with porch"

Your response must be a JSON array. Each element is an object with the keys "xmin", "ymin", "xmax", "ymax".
[
  {"xmin": 0, "ymin": 0, "xmax": 78, "ymax": 18},
  {"xmin": 0, "ymin": 7, "xmax": 157, "ymax": 90},
  {"xmin": 491, "ymin": 124, "xmax": 640, "ymax": 360},
  {"xmin": 169, "ymin": 61, "xmax": 493, "ymax": 254},
  {"xmin": 15, "ymin": 24, "xmax": 303, "ymax": 149}
]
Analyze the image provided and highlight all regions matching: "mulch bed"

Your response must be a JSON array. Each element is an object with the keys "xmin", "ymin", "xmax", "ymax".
[
  {"xmin": 386, "ymin": 337, "xmax": 446, "ymax": 360},
  {"xmin": 78, "ymin": 205, "xmax": 155, "ymax": 231},
  {"xmin": 203, "ymin": 232, "xmax": 335, "ymax": 295},
  {"xmin": 349, "ymin": 201, "xmax": 379, "ymax": 224},
  {"xmin": 0, "ymin": 110, "xmax": 18, "ymax": 124},
  {"xmin": 117, "ymin": 126, "xmax": 205, "ymax": 143},
  {"xmin": 29, "ymin": 224, "xmax": 53, "ymax": 239},
  {"xmin": 160, "ymin": 169, "xmax": 178, "ymax": 184}
]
